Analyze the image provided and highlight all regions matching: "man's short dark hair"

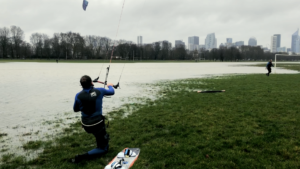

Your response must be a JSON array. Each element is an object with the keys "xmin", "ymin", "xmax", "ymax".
[{"xmin": 80, "ymin": 75, "xmax": 93, "ymax": 89}]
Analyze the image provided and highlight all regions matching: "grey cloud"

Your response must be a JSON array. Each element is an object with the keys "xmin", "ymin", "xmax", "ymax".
[{"xmin": 1, "ymin": 0, "xmax": 299, "ymax": 48}]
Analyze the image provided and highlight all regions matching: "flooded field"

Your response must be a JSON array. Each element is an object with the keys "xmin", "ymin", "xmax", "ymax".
[{"xmin": 0, "ymin": 62, "xmax": 297, "ymax": 158}]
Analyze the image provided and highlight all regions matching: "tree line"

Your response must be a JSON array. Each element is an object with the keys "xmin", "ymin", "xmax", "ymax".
[
  {"xmin": 0, "ymin": 25, "xmax": 185, "ymax": 60},
  {"xmin": 0, "ymin": 25, "xmax": 295, "ymax": 61},
  {"xmin": 197, "ymin": 46, "xmax": 296, "ymax": 61}
]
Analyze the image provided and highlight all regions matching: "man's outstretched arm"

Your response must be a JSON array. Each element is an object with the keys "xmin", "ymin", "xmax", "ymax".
[
  {"xmin": 104, "ymin": 86, "xmax": 115, "ymax": 96},
  {"xmin": 97, "ymin": 83, "xmax": 115, "ymax": 96}
]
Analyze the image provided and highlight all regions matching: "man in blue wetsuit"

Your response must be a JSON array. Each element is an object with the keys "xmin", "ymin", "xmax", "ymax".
[
  {"xmin": 266, "ymin": 59, "xmax": 274, "ymax": 76},
  {"xmin": 72, "ymin": 75, "xmax": 114, "ymax": 163}
]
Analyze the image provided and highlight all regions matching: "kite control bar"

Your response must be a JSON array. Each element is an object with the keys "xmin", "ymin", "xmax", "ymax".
[{"xmin": 93, "ymin": 77, "xmax": 120, "ymax": 89}]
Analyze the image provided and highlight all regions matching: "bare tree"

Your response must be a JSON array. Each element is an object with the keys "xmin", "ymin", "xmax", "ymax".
[
  {"xmin": 103, "ymin": 37, "xmax": 112, "ymax": 60},
  {"xmin": 117, "ymin": 41, "xmax": 132, "ymax": 60},
  {"xmin": 65, "ymin": 32, "xmax": 84, "ymax": 59},
  {"xmin": 94, "ymin": 36, "xmax": 104, "ymax": 59},
  {"xmin": 20, "ymin": 42, "xmax": 32, "ymax": 59},
  {"xmin": 173, "ymin": 46, "xmax": 187, "ymax": 60},
  {"xmin": 124, "ymin": 41, "xmax": 133, "ymax": 59},
  {"xmin": 153, "ymin": 42, "xmax": 161, "ymax": 60},
  {"xmin": 10, "ymin": 26, "xmax": 24, "ymax": 58},
  {"xmin": 60, "ymin": 33, "xmax": 71, "ymax": 60},
  {"xmin": 0, "ymin": 27, "xmax": 11, "ymax": 58},
  {"xmin": 42, "ymin": 34, "xmax": 51, "ymax": 59},
  {"xmin": 143, "ymin": 44, "xmax": 154, "ymax": 60},
  {"xmin": 65, "ymin": 32, "xmax": 76, "ymax": 59},
  {"xmin": 51, "ymin": 33, "xmax": 61, "ymax": 59},
  {"xmin": 30, "ymin": 33, "xmax": 44, "ymax": 58},
  {"xmin": 84, "ymin": 35, "xmax": 96, "ymax": 59},
  {"xmin": 111, "ymin": 40, "xmax": 120, "ymax": 59},
  {"xmin": 73, "ymin": 33, "xmax": 85, "ymax": 59},
  {"xmin": 161, "ymin": 41, "xmax": 171, "ymax": 60}
]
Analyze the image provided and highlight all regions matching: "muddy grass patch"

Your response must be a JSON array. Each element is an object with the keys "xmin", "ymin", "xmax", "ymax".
[{"xmin": 0, "ymin": 133, "xmax": 8, "ymax": 138}]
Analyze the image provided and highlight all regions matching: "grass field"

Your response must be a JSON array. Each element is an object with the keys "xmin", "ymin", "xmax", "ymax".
[{"xmin": 1, "ymin": 65, "xmax": 300, "ymax": 169}]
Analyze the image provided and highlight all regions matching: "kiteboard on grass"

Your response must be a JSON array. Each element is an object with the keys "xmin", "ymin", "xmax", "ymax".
[
  {"xmin": 197, "ymin": 90, "xmax": 225, "ymax": 93},
  {"xmin": 104, "ymin": 148, "xmax": 140, "ymax": 169}
]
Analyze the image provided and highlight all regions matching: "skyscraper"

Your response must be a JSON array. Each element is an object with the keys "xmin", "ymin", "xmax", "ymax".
[
  {"xmin": 270, "ymin": 36, "xmax": 278, "ymax": 53},
  {"xmin": 277, "ymin": 47, "xmax": 286, "ymax": 52},
  {"xmin": 248, "ymin": 37, "xmax": 257, "ymax": 46},
  {"xmin": 274, "ymin": 34, "xmax": 281, "ymax": 48},
  {"xmin": 188, "ymin": 36, "xmax": 199, "ymax": 51},
  {"xmin": 226, "ymin": 38, "xmax": 232, "ymax": 43},
  {"xmin": 235, "ymin": 41, "xmax": 244, "ymax": 47},
  {"xmin": 291, "ymin": 29, "xmax": 299, "ymax": 53},
  {"xmin": 225, "ymin": 38, "xmax": 233, "ymax": 47},
  {"xmin": 219, "ymin": 43, "xmax": 225, "ymax": 48},
  {"xmin": 175, "ymin": 40, "xmax": 185, "ymax": 48},
  {"xmin": 137, "ymin": 36, "xmax": 143, "ymax": 46},
  {"xmin": 205, "ymin": 33, "xmax": 217, "ymax": 50}
]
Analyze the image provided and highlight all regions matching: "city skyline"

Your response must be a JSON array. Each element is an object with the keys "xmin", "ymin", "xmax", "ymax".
[
  {"xmin": 135, "ymin": 31, "xmax": 295, "ymax": 52},
  {"xmin": 143, "ymin": 29, "xmax": 297, "ymax": 53}
]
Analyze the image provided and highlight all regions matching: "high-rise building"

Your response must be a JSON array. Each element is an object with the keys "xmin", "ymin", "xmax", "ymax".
[
  {"xmin": 225, "ymin": 38, "xmax": 233, "ymax": 48},
  {"xmin": 205, "ymin": 33, "xmax": 217, "ymax": 50},
  {"xmin": 175, "ymin": 40, "xmax": 185, "ymax": 48},
  {"xmin": 248, "ymin": 37, "xmax": 257, "ymax": 46},
  {"xmin": 226, "ymin": 38, "xmax": 232, "ymax": 43},
  {"xmin": 198, "ymin": 45, "xmax": 206, "ymax": 50},
  {"xmin": 277, "ymin": 47, "xmax": 286, "ymax": 52},
  {"xmin": 274, "ymin": 34, "xmax": 281, "ymax": 48},
  {"xmin": 137, "ymin": 36, "xmax": 143, "ymax": 46},
  {"xmin": 188, "ymin": 36, "xmax": 199, "ymax": 51},
  {"xmin": 219, "ymin": 43, "xmax": 225, "ymax": 48},
  {"xmin": 297, "ymin": 40, "xmax": 300, "ymax": 54},
  {"xmin": 235, "ymin": 41, "xmax": 244, "ymax": 47},
  {"xmin": 291, "ymin": 29, "xmax": 300, "ymax": 53},
  {"xmin": 270, "ymin": 36, "xmax": 278, "ymax": 53},
  {"xmin": 188, "ymin": 36, "xmax": 199, "ymax": 45}
]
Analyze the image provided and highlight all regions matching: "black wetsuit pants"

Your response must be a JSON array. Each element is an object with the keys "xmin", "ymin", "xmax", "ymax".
[
  {"xmin": 267, "ymin": 67, "xmax": 271, "ymax": 76},
  {"xmin": 92, "ymin": 128, "xmax": 109, "ymax": 149},
  {"xmin": 82, "ymin": 120, "xmax": 109, "ymax": 149}
]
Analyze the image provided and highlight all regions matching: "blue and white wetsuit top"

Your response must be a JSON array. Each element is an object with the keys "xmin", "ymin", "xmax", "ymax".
[{"xmin": 73, "ymin": 86, "xmax": 115, "ymax": 119}]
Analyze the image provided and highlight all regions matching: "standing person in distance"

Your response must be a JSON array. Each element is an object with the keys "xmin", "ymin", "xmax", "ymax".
[
  {"xmin": 72, "ymin": 75, "xmax": 115, "ymax": 163},
  {"xmin": 266, "ymin": 59, "xmax": 274, "ymax": 76}
]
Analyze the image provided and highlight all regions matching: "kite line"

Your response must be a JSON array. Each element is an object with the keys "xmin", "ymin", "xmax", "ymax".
[{"xmin": 91, "ymin": 0, "xmax": 126, "ymax": 89}]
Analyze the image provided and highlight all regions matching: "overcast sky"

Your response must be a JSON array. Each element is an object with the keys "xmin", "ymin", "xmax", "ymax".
[{"xmin": 1, "ymin": 0, "xmax": 299, "ymax": 48}]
